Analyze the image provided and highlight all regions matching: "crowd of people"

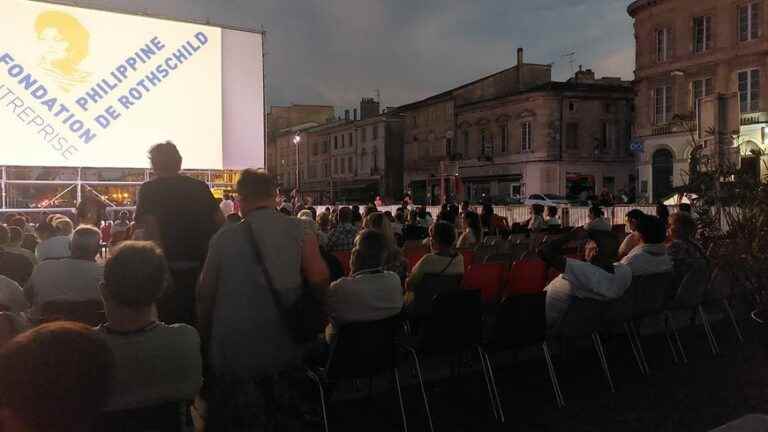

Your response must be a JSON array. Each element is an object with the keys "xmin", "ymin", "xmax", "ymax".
[{"xmin": 0, "ymin": 140, "xmax": 704, "ymax": 431}]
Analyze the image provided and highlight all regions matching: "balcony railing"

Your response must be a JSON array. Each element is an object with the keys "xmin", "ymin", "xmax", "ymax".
[
  {"xmin": 740, "ymin": 112, "xmax": 768, "ymax": 126},
  {"xmin": 648, "ymin": 121, "xmax": 698, "ymax": 137}
]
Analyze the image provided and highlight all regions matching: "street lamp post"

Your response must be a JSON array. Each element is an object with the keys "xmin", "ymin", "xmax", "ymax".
[{"xmin": 293, "ymin": 133, "xmax": 301, "ymax": 196}]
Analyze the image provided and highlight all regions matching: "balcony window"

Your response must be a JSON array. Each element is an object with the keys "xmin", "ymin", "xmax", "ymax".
[
  {"xmin": 499, "ymin": 124, "xmax": 509, "ymax": 153},
  {"xmin": 693, "ymin": 16, "xmax": 712, "ymax": 53},
  {"xmin": 738, "ymin": 69, "xmax": 761, "ymax": 113},
  {"xmin": 656, "ymin": 28, "xmax": 670, "ymax": 62},
  {"xmin": 521, "ymin": 122, "xmax": 533, "ymax": 152},
  {"xmin": 654, "ymin": 86, "xmax": 673, "ymax": 124},
  {"xmin": 739, "ymin": 2, "xmax": 761, "ymax": 42}
]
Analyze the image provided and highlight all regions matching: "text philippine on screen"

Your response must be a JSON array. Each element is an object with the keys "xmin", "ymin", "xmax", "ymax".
[{"xmin": 0, "ymin": 32, "xmax": 210, "ymax": 162}]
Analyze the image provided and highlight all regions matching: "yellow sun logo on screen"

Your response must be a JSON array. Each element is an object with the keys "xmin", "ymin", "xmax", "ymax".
[{"xmin": 35, "ymin": 10, "xmax": 91, "ymax": 93}]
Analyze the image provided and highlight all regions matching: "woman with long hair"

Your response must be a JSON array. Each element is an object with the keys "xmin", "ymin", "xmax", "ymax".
[
  {"xmin": 457, "ymin": 211, "xmax": 482, "ymax": 249},
  {"xmin": 362, "ymin": 212, "xmax": 409, "ymax": 281}
]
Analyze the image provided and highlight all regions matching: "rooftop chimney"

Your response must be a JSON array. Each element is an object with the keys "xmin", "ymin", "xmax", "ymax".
[
  {"xmin": 360, "ymin": 97, "xmax": 381, "ymax": 120},
  {"xmin": 517, "ymin": 47, "xmax": 524, "ymax": 66},
  {"xmin": 353, "ymin": 108, "xmax": 358, "ymax": 121},
  {"xmin": 574, "ymin": 68, "xmax": 596, "ymax": 83},
  {"xmin": 344, "ymin": 110, "xmax": 350, "ymax": 121}
]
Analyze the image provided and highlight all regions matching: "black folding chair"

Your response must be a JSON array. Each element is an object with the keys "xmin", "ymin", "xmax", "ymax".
[
  {"xmin": 401, "ymin": 289, "xmax": 497, "ymax": 430},
  {"xmin": 306, "ymin": 315, "xmax": 408, "ymax": 432},
  {"xmin": 39, "ymin": 300, "xmax": 106, "ymax": 327},
  {"xmin": 410, "ymin": 274, "xmax": 463, "ymax": 319},
  {"xmin": 665, "ymin": 259, "xmax": 719, "ymax": 362},
  {"xmin": 484, "ymin": 293, "xmax": 565, "ymax": 415},
  {"xmin": 550, "ymin": 297, "xmax": 615, "ymax": 393},
  {"xmin": 96, "ymin": 401, "xmax": 191, "ymax": 432}
]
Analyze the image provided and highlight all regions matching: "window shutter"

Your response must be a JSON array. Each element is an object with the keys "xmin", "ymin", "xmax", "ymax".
[
  {"xmin": 706, "ymin": 16, "xmax": 713, "ymax": 50},
  {"xmin": 667, "ymin": 28, "xmax": 674, "ymax": 59},
  {"xmin": 754, "ymin": 1, "xmax": 763, "ymax": 39}
]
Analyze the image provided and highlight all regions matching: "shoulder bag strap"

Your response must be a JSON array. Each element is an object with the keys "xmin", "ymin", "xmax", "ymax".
[
  {"xmin": 240, "ymin": 220, "xmax": 287, "ymax": 312},
  {"xmin": 436, "ymin": 253, "xmax": 457, "ymax": 276}
]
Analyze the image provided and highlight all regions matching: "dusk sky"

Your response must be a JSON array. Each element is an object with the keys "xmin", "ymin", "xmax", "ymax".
[{"xmin": 76, "ymin": 0, "xmax": 636, "ymax": 112}]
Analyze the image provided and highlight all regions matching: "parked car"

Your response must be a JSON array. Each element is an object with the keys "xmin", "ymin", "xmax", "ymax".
[
  {"xmin": 484, "ymin": 194, "xmax": 523, "ymax": 205},
  {"xmin": 523, "ymin": 194, "xmax": 570, "ymax": 207}
]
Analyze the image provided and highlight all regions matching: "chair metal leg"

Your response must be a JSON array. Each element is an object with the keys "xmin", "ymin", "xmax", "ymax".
[
  {"xmin": 591, "ymin": 332, "xmax": 615, "ymax": 393},
  {"xmin": 663, "ymin": 313, "xmax": 680, "ymax": 365},
  {"xmin": 307, "ymin": 370, "xmax": 329, "ymax": 432},
  {"xmin": 668, "ymin": 311, "xmax": 689, "ymax": 364},
  {"xmin": 624, "ymin": 322, "xmax": 645, "ymax": 375},
  {"xmin": 393, "ymin": 369, "xmax": 409, "ymax": 432},
  {"xmin": 542, "ymin": 342, "xmax": 566, "ymax": 408},
  {"xmin": 698, "ymin": 305, "xmax": 721, "ymax": 356},
  {"xmin": 404, "ymin": 347, "xmax": 434, "ymax": 432},
  {"xmin": 479, "ymin": 347, "xmax": 505, "ymax": 423},
  {"xmin": 723, "ymin": 299, "xmax": 744, "ymax": 344},
  {"xmin": 629, "ymin": 321, "xmax": 650, "ymax": 375},
  {"xmin": 476, "ymin": 347, "xmax": 499, "ymax": 421}
]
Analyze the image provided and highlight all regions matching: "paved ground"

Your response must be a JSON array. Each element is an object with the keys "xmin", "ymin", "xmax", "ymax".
[{"xmin": 321, "ymin": 316, "xmax": 767, "ymax": 432}]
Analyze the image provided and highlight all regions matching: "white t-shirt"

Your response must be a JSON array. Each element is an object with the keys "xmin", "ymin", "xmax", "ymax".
[
  {"xmin": 25, "ymin": 259, "xmax": 104, "ymax": 312},
  {"xmin": 620, "ymin": 244, "xmax": 673, "ymax": 276},
  {"xmin": 0, "ymin": 275, "xmax": 29, "ymax": 312},
  {"xmin": 35, "ymin": 236, "xmax": 71, "ymax": 261},
  {"xmin": 98, "ymin": 322, "xmax": 202, "ymax": 411}
]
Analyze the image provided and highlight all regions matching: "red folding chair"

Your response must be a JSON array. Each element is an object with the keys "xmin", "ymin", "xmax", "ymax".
[
  {"xmin": 404, "ymin": 248, "xmax": 427, "ymax": 272},
  {"xmin": 506, "ymin": 259, "xmax": 548, "ymax": 296},
  {"xmin": 458, "ymin": 249, "xmax": 475, "ymax": 272},
  {"xmin": 463, "ymin": 263, "xmax": 507, "ymax": 304},
  {"xmin": 333, "ymin": 250, "xmax": 352, "ymax": 276}
]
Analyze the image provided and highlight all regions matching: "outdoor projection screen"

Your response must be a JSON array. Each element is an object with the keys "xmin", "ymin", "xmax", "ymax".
[{"xmin": 0, "ymin": 0, "xmax": 265, "ymax": 170}]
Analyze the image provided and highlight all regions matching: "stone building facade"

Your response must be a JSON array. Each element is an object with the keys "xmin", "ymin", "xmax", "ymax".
[
  {"xmin": 398, "ymin": 49, "xmax": 634, "ymax": 203},
  {"xmin": 629, "ymin": 0, "xmax": 768, "ymax": 202},
  {"xmin": 266, "ymin": 104, "xmax": 334, "ymax": 178}
]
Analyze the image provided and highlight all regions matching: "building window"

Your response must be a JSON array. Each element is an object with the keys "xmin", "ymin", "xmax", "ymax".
[
  {"xmin": 348, "ymin": 157, "xmax": 353, "ymax": 174},
  {"xmin": 521, "ymin": 122, "xmax": 532, "ymax": 152},
  {"xmin": 654, "ymin": 86, "xmax": 673, "ymax": 124},
  {"xmin": 462, "ymin": 130, "xmax": 470, "ymax": 157},
  {"xmin": 693, "ymin": 16, "xmax": 712, "ymax": 53},
  {"xmin": 566, "ymin": 122, "xmax": 579, "ymax": 150},
  {"xmin": 372, "ymin": 125, "xmax": 379, "ymax": 140},
  {"xmin": 568, "ymin": 101, "xmax": 576, "ymax": 112},
  {"xmin": 480, "ymin": 129, "xmax": 495, "ymax": 156},
  {"xmin": 656, "ymin": 28, "xmax": 670, "ymax": 62},
  {"xmin": 739, "ymin": 2, "xmax": 761, "ymax": 42},
  {"xmin": 361, "ymin": 127, "xmax": 367, "ymax": 142},
  {"xmin": 333, "ymin": 158, "xmax": 338, "ymax": 174},
  {"xmin": 312, "ymin": 142, "xmax": 318, "ymax": 156},
  {"xmin": 348, "ymin": 132, "xmax": 353, "ymax": 147},
  {"xmin": 322, "ymin": 140, "xmax": 329, "ymax": 154},
  {"xmin": 691, "ymin": 77, "xmax": 714, "ymax": 114},
  {"xmin": 341, "ymin": 134, "xmax": 345, "ymax": 148},
  {"xmin": 739, "ymin": 69, "xmax": 761, "ymax": 113},
  {"xmin": 372, "ymin": 146, "xmax": 379, "ymax": 172},
  {"xmin": 602, "ymin": 121, "xmax": 616, "ymax": 150},
  {"xmin": 334, "ymin": 136, "xmax": 338, "ymax": 150}
]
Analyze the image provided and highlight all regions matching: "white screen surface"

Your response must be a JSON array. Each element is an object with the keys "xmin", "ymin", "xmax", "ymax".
[{"xmin": 0, "ymin": 0, "xmax": 264, "ymax": 170}]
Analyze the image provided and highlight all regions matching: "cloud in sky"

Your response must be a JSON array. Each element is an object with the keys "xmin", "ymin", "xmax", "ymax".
[{"xmin": 66, "ymin": 0, "xmax": 636, "ymax": 110}]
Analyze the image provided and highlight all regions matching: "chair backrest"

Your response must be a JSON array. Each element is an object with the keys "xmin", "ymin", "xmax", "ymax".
[
  {"xmin": 488, "ymin": 293, "xmax": 547, "ymax": 350},
  {"xmin": 326, "ymin": 314, "xmax": 403, "ymax": 380},
  {"xmin": 553, "ymin": 297, "xmax": 607, "ymax": 338},
  {"xmin": 419, "ymin": 290, "xmax": 483, "ymax": 355},
  {"xmin": 332, "ymin": 250, "xmax": 352, "ymax": 276},
  {"xmin": 39, "ymin": 300, "xmax": 106, "ymax": 327},
  {"xmin": 96, "ymin": 401, "xmax": 189, "ymax": 432},
  {"xmin": 412, "ymin": 274, "xmax": 464, "ymax": 317},
  {"xmin": 463, "ymin": 263, "xmax": 506, "ymax": 304},
  {"xmin": 405, "ymin": 249, "xmax": 427, "ymax": 272},
  {"xmin": 631, "ymin": 272, "xmax": 676, "ymax": 318},
  {"xmin": 672, "ymin": 258, "xmax": 710, "ymax": 308},
  {"xmin": 506, "ymin": 258, "xmax": 548, "ymax": 296},
  {"xmin": 457, "ymin": 249, "xmax": 475, "ymax": 271}
]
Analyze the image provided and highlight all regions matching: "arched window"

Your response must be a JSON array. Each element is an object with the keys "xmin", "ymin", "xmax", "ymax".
[{"xmin": 652, "ymin": 149, "xmax": 674, "ymax": 202}]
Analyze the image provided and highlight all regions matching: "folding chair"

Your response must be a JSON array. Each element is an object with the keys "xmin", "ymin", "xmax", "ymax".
[
  {"xmin": 484, "ymin": 293, "xmax": 565, "ymax": 416},
  {"xmin": 506, "ymin": 258, "xmax": 548, "ymax": 295},
  {"xmin": 307, "ymin": 315, "xmax": 408, "ymax": 432},
  {"xmin": 96, "ymin": 401, "xmax": 191, "ymax": 432},
  {"xmin": 550, "ymin": 298, "xmax": 615, "ymax": 393},
  {"xmin": 410, "ymin": 274, "xmax": 463, "ymax": 318},
  {"xmin": 39, "ymin": 300, "xmax": 106, "ymax": 327},
  {"xmin": 463, "ymin": 263, "xmax": 507, "ymax": 305},
  {"xmin": 332, "ymin": 250, "xmax": 352, "ymax": 276},
  {"xmin": 401, "ymin": 290, "xmax": 498, "ymax": 429}
]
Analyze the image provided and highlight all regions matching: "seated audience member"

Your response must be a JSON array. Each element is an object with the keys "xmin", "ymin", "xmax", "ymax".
[
  {"xmin": 97, "ymin": 241, "xmax": 202, "ymax": 411},
  {"xmin": 362, "ymin": 212, "xmax": 408, "ymax": 280},
  {"xmin": 527, "ymin": 204, "xmax": 546, "ymax": 232},
  {"xmin": 584, "ymin": 205, "xmax": 611, "ymax": 232},
  {"xmin": 540, "ymin": 227, "xmax": 632, "ymax": 329},
  {"xmin": 0, "ymin": 322, "xmax": 115, "ymax": 432},
  {"xmin": 327, "ymin": 207, "xmax": 359, "ymax": 251},
  {"xmin": 35, "ymin": 218, "xmax": 71, "ymax": 261},
  {"xmin": 6, "ymin": 226, "xmax": 37, "ymax": 265},
  {"xmin": 8, "ymin": 216, "xmax": 38, "ymax": 254},
  {"xmin": 0, "ymin": 275, "xmax": 28, "ymax": 314},
  {"xmin": 481, "ymin": 203, "xmax": 510, "ymax": 236},
  {"xmin": 111, "ymin": 211, "xmax": 131, "ymax": 244},
  {"xmin": 0, "ymin": 225, "xmax": 34, "ymax": 286},
  {"xmin": 362, "ymin": 205, "xmax": 379, "ymax": 221},
  {"xmin": 351, "ymin": 205, "xmax": 363, "ymax": 228},
  {"xmin": 325, "ymin": 230, "xmax": 403, "ymax": 342},
  {"xmin": 667, "ymin": 212, "xmax": 705, "ymax": 276},
  {"xmin": 546, "ymin": 206, "xmax": 561, "ymax": 227},
  {"xmin": 225, "ymin": 212, "xmax": 243, "ymax": 226},
  {"xmin": 620, "ymin": 215, "xmax": 673, "ymax": 276},
  {"xmin": 25, "ymin": 226, "xmax": 104, "ymax": 315},
  {"xmin": 405, "ymin": 222, "xmax": 464, "ymax": 305},
  {"xmin": 457, "ymin": 211, "xmax": 483, "ymax": 249},
  {"xmin": 618, "ymin": 209, "xmax": 645, "ymax": 259}
]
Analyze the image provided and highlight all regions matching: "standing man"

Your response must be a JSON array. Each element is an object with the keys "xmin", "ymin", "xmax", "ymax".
[{"xmin": 135, "ymin": 141, "xmax": 223, "ymax": 326}]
